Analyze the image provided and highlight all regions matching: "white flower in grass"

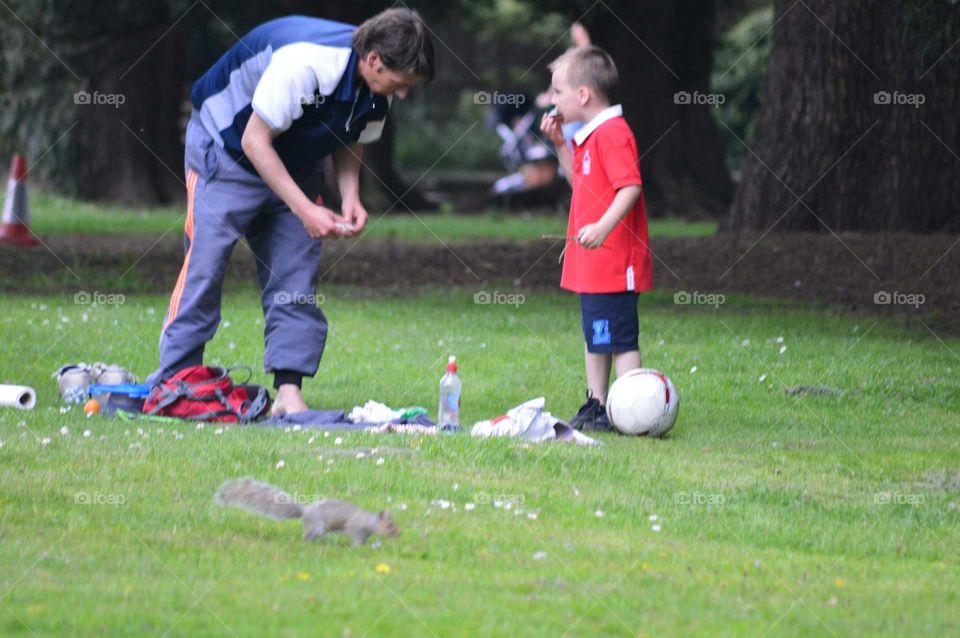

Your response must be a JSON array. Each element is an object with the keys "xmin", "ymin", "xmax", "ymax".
[
  {"xmin": 464, "ymin": 502, "xmax": 475, "ymax": 511},
  {"xmin": 214, "ymin": 427, "xmax": 223, "ymax": 435},
  {"xmin": 690, "ymin": 366, "xmax": 698, "ymax": 374},
  {"xmin": 334, "ymin": 437, "xmax": 343, "ymax": 446},
  {"xmin": 83, "ymin": 430, "xmax": 91, "ymax": 438},
  {"xmin": 758, "ymin": 374, "xmax": 767, "ymax": 383},
  {"xmin": 649, "ymin": 514, "xmax": 658, "ymax": 522},
  {"xmin": 398, "ymin": 503, "xmax": 408, "ymax": 511},
  {"xmin": 376, "ymin": 457, "xmax": 385, "ymax": 466},
  {"xmin": 595, "ymin": 509, "xmax": 605, "ymax": 518},
  {"xmin": 59, "ymin": 406, "xmax": 69, "ymax": 414},
  {"xmin": 527, "ymin": 511, "xmax": 538, "ymax": 520},
  {"xmin": 532, "ymin": 551, "xmax": 547, "ymax": 560},
  {"xmin": 651, "ymin": 524, "xmax": 662, "ymax": 532},
  {"xmin": 779, "ymin": 346, "xmax": 787, "ymax": 354},
  {"xmin": 60, "ymin": 426, "xmax": 69, "ymax": 436},
  {"xmin": 196, "ymin": 423, "xmax": 205, "ymax": 430},
  {"xmin": 276, "ymin": 460, "xmax": 285, "ymax": 469},
  {"xmin": 41, "ymin": 437, "xmax": 51, "ymax": 446},
  {"xmin": 356, "ymin": 452, "xmax": 366, "ymax": 459}
]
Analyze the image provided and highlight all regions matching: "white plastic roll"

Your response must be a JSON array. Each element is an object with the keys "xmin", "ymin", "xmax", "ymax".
[{"xmin": 0, "ymin": 384, "xmax": 37, "ymax": 410}]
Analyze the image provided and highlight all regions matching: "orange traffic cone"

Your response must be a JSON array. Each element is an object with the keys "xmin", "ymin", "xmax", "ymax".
[{"xmin": 0, "ymin": 155, "xmax": 39, "ymax": 246}]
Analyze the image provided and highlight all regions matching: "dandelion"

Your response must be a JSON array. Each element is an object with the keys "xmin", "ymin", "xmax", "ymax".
[{"xmin": 375, "ymin": 563, "xmax": 391, "ymax": 575}]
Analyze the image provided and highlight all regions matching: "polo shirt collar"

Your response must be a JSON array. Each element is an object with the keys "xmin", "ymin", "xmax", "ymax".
[{"xmin": 573, "ymin": 104, "xmax": 624, "ymax": 146}]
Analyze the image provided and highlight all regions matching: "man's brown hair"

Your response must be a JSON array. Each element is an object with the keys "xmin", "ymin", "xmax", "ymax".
[
  {"xmin": 548, "ymin": 45, "xmax": 618, "ymax": 102},
  {"xmin": 353, "ymin": 8, "xmax": 436, "ymax": 82}
]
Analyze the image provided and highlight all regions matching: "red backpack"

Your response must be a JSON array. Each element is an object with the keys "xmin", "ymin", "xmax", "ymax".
[{"xmin": 142, "ymin": 366, "xmax": 271, "ymax": 423}]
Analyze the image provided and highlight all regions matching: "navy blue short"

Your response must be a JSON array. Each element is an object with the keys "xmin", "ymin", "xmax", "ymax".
[{"xmin": 579, "ymin": 292, "xmax": 640, "ymax": 353}]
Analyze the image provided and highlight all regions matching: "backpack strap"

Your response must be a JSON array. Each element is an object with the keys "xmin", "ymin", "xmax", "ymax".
[{"xmin": 239, "ymin": 386, "xmax": 271, "ymax": 423}]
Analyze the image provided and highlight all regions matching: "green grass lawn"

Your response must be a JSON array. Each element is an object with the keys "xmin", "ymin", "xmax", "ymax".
[
  {"xmin": 0, "ymin": 287, "xmax": 957, "ymax": 637},
  {"xmin": 27, "ymin": 190, "xmax": 717, "ymax": 241}
]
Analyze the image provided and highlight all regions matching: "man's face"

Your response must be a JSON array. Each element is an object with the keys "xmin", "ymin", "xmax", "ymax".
[
  {"xmin": 358, "ymin": 52, "xmax": 421, "ymax": 99},
  {"xmin": 549, "ymin": 69, "xmax": 584, "ymax": 123}
]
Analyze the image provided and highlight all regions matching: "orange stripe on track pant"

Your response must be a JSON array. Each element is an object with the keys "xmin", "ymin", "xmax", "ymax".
[{"xmin": 163, "ymin": 169, "xmax": 198, "ymax": 330}]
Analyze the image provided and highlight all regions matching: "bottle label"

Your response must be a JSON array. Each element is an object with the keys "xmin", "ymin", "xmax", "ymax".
[{"xmin": 444, "ymin": 392, "xmax": 460, "ymax": 419}]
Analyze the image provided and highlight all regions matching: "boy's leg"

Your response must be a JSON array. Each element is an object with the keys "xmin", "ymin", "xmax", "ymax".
[
  {"xmin": 614, "ymin": 350, "xmax": 641, "ymax": 377},
  {"xmin": 571, "ymin": 292, "xmax": 640, "ymax": 430},
  {"xmin": 147, "ymin": 123, "xmax": 271, "ymax": 386},
  {"xmin": 584, "ymin": 345, "xmax": 613, "ymax": 404},
  {"xmin": 245, "ymin": 194, "xmax": 327, "ymax": 414}
]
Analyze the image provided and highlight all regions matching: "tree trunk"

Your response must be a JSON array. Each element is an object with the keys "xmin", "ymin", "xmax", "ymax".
[
  {"xmin": 728, "ymin": 0, "xmax": 960, "ymax": 232},
  {"xmin": 72, "ymin": 24, "xmax": 187, "ymax": 203},
  {"xmin": 588, "ymin": 0, "xmax": 735, "ymax": 218}
]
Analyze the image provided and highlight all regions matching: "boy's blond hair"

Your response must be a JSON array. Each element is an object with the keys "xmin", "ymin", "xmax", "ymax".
[{"xmin": 548, "ymin": 46, "xmax": 619, "ymax": 102}]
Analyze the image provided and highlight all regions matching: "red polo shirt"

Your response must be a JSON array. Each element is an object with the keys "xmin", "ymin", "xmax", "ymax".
[{"xmin": 560, "ymin": 105, "xmax": 653, "ymax": 294}]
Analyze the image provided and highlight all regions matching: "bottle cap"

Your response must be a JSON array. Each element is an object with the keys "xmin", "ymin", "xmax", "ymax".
[{"xmin": 447, "ymin": 355, "xmax": 457, "ymax": 372}]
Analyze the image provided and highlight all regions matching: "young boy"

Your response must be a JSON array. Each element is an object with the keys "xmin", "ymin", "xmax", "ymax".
[
  {"xmin": 540, "ymin": 46, "xmax": 653, "ymax": 432},
  {"xmin": 145, "ymin": 9, "xmax": 435, "ymax": 415}
]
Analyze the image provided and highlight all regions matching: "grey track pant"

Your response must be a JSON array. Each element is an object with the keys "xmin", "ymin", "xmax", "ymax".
[{"xmin": 146, "ymin": 114, "xmax": 327, "ymax": 386}]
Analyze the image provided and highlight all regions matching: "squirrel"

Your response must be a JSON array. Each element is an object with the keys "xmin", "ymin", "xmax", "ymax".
[{"xmin": 215, "ymin": 478, "xmax": 399, "ymax": 546}]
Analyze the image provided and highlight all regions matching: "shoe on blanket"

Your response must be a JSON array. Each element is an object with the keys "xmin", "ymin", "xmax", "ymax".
[{"xmin": 569, "ymin": 394, "xmax": 613, "ymax": 433}]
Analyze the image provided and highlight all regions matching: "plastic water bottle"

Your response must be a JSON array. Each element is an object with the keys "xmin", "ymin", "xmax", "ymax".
[{"xmin": 438, "ymin": 356, "xmax": 461, "ymax": 432}]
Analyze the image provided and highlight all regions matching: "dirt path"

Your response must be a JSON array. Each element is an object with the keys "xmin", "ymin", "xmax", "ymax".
[{"xmin": 2, "ymin": 232, "xmax": 957, "ymax": 331}]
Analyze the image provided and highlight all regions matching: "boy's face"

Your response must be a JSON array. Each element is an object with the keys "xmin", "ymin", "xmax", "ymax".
[
  {"xmin": 549, "ymin": 68, "xmax": 586, "ymax": 123},
  {"xmin": 358, "ymin": 52, "xmax": 421, "ymax": 99}
]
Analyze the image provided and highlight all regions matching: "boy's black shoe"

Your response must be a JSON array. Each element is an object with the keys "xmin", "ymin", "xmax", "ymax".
[{"xmin": 569, "ymin": 395, "xmax": 614, "ymax": 433}]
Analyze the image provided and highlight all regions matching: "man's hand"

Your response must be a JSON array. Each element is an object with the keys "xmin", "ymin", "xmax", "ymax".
[
  {"xmin": 540, "ymin": 112, "xmax": 566, "ymax": 148},
  {"xmin": 577, "ymin": 221, "xmax": 611, "ymax": 249},
  {"xmin": 340, "ymin": 197, "xmax": 368, "ymax": 236},
  {"xmin": 295, "ymin": 202, "xmax": 348, "ymax": 239}
]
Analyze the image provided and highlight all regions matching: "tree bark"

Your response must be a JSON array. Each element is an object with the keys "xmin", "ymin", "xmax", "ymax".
[{"xmin": 728, "ymin": 0, "xmax": 960, "ymax": 232}]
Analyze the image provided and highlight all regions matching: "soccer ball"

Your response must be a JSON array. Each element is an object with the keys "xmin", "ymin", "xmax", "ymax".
[{"xmin": 606, "ymin": 368, "xmax": 679, "ymax": 437}]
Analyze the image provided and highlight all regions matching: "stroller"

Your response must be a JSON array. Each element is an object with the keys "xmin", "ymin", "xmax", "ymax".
[{"xmin": 487, "ymin": 95, "xmax": 565, "ymax": 206}]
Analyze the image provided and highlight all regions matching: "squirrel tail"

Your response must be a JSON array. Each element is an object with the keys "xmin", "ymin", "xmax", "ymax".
[{"xmin": 215, "ymin": 478, "xmax": 304, "ymax": 519}]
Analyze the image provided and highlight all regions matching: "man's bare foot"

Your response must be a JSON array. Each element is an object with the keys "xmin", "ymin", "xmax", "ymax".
[{"xmin": 271, "ymin": 384, "xmax": 309, "ymax": 416}]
